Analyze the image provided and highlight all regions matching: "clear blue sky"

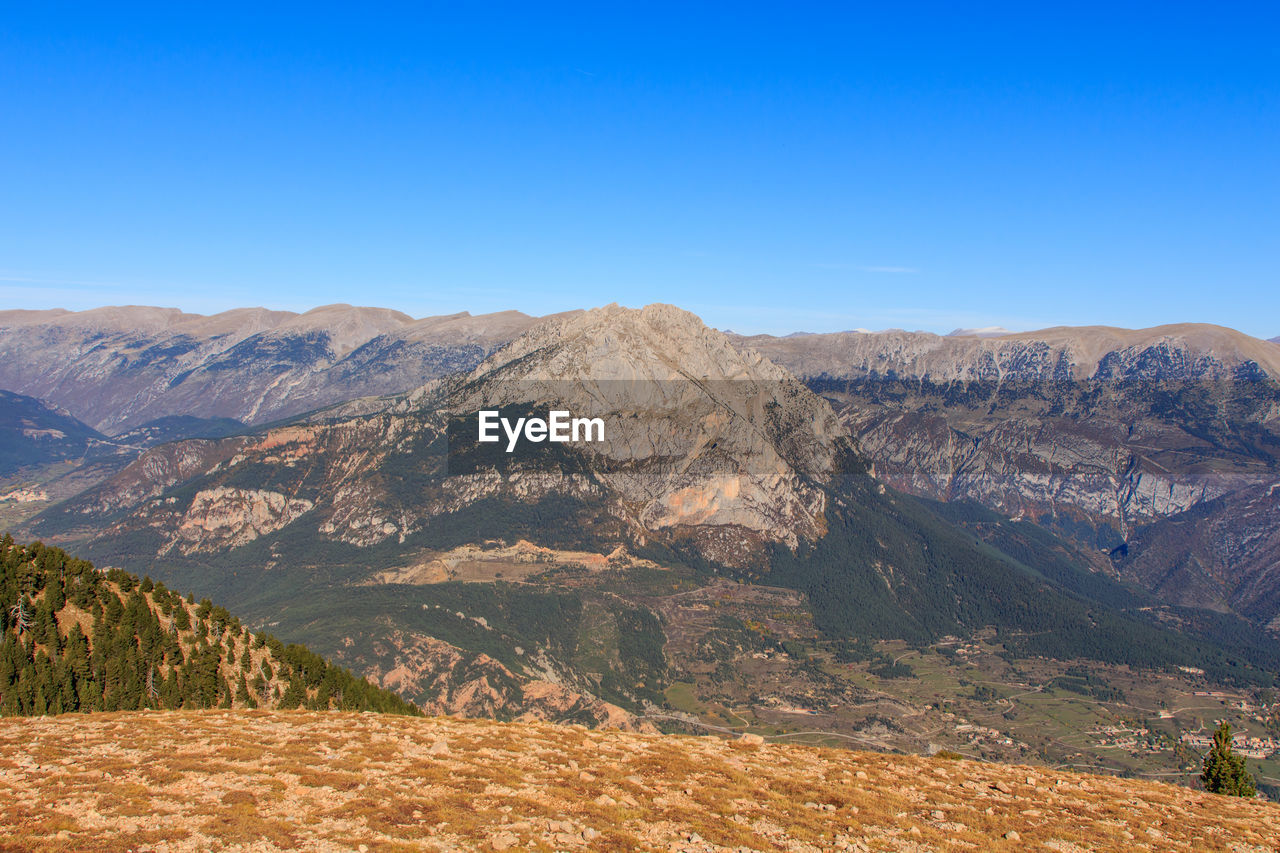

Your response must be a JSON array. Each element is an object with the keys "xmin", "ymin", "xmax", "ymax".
[{"xmin": 2, "ymin": 3, "xmax": 1277, "ymax": 336}]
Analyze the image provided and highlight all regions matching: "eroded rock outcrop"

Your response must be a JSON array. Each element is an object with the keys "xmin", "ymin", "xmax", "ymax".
[
  {"xmin": 360, "ymin": 629, "xmax": 646, "ymax": 730},
  {"xmin": 163, "ymin": 487, "xmax": 315, "ymax": 554}
]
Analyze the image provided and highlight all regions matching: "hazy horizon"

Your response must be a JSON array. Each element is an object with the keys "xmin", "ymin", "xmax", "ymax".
[{"xmin": 5, "ymin": 299, "xmax": 1280, "ymax": 341}]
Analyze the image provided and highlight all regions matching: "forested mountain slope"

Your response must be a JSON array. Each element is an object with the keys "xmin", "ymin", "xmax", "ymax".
[{"xmin": 0, "ymin": 537, "xmax": 418, "ymax": 716}]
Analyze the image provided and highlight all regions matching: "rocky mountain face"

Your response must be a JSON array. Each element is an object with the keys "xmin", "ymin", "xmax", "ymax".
[
  {"xmin": 23, "ymin": 304, "xmax": 1280, "ymax": 732},
  {"xmin": 0, "ymin": 304, "xmax": 561, "ymax": 434},
  {"xmin": 738, "ymin": 324, "xmax": 1280, "ymax": 616},
  {"xmin": 425, "ymin": 303, "xmax": 849, "ymax": 559}
]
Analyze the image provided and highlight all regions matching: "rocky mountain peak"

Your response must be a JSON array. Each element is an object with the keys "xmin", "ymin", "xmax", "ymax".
[
  {"xmin": 468, "ymin": 302, "xmax": 795, "ymax": 385},
  {"xmin": 440, "ymin": 302, "xmax": 844, "ymax": 451},
  {"xmin": 417, "ymin": 304, "xmax": 852, "ymax": 558},
  {"xmin": 25, "ymin": 303, "xmax": 857, "ymax": 566}
]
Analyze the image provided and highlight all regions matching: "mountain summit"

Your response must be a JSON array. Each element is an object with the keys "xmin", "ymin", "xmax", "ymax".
[
  {"xmin": 34, "ymin": 303, "xmax": 846, "ymax": 559},
  {"xmin": 463, "ymin": 303, "xmax": 796, "ymax": 383},
  {"xmin": 415, "ymin": 303, "xmax": 847, "ymax": 554}
]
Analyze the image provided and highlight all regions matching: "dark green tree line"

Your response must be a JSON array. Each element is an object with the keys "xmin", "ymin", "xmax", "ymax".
[{"xmin": 0, "ymin": 536, "xmax": 419, "ymax": 717}]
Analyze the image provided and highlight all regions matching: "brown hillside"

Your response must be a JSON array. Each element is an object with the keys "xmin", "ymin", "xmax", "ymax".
[{"xmin": 1, "ymin": 711, "xmax": 1277, "ymax": 851}]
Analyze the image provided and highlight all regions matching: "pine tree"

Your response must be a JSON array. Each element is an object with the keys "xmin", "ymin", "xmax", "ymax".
[
  {"xmin": 33, "ymin": 599, "xmax": 57, "ymax": 649},
  {"xmin": 278, "ymin": 675, "xmax": 306, "ymax": 709},
  {"xmin": 55, "ymin": 658, "xmax": 75, "ymax": 713},
  {"xmin": 65, "ymin": 624, "xmax": 89, "ymax": 679},
  {"xmin": 47, "ymin": 574, "xmax": 65, "ymax": 611},
  {"xmin": 1201, "ymin": 722, "xmax": 1256, "ymax": 797}
]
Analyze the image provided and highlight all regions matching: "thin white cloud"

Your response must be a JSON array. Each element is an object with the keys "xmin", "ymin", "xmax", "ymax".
[{"xmin": 811, "ymin": 263, "xmax": 920, "ymax": 274}]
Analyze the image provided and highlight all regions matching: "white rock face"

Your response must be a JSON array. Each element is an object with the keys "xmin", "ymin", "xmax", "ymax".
[
  {"xmin": 164, "ymin": 487, "xmax": 314, "ymax": 554},
  {"xmin": 841, "ymin": 405, "xmax": 1256, "ymax": 534}
]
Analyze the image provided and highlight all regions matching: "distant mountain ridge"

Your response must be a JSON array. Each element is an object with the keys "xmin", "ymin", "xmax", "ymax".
[
  {"xmin": 0, "ymin": 304, "xmax": 571, "ymax": 433},
  {"xmin": 734, "ymin": 322, "xmax": 1280, "ymax": 383},
  {"xmin": 5, "ymin": 307, "xmax": 1278, "ymax": 438},
  {"xmin": 737, "ymin": 322, "xmax": 1280, "ymax": 628}
]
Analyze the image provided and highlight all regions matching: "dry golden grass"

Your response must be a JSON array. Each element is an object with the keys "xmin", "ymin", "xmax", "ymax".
[{"xmin": 0, "ymin": 710, "xmax": 1277, "ymax": 851}]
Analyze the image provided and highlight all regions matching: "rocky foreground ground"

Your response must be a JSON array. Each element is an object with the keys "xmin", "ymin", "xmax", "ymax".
[{"xmin": 0, "ymin": 711, "xmax": 1277, "ymax": 852}]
